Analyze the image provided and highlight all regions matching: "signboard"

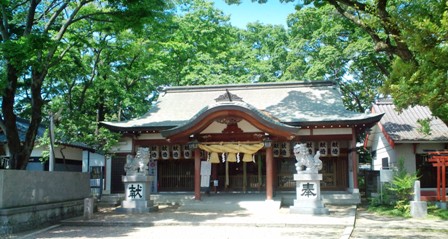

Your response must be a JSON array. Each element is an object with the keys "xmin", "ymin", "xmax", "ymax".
[
  {"xmin": 148, "ymin": 159, "xmax": 158, "ymax": 193},
  {"xmin": 200, "ymin": 161, "xmax": 211, "ymax": 176},
  {"xmin": 200, "ymin": 161, "xmax": 211, "ymax": 188},
  {"xmin": 380, "ymin": 169, "xmax": 394, "ymax": 183}
]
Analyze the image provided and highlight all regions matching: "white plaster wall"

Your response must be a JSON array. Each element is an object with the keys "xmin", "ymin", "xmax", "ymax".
[
  {"xmin": 298, "ymin": 129, "xmax": 310, "ymax": 135},
  {"xmin": 7, "ymin": 144, "xmax": 82, "ymax": 161},
  {"xmin": 371, "ymin": 128, "xmax": 395, "ymax": 171},
  {"xmin": 31, "ymin": 145, "xmax": 45, "ymax": 157},
  {"xmin": 394, "ymin": 144, "xmax": 416, "ymax": 173},
  {"xmin": 136, "ymin": 133, "xmax": 165, "ymax": 140},
  {"xmin": 416, "ymin": 143, "xmax": 447, "ymax": 153},
  {"xmin": 201, "ymin": 121, "xmax": 226, "ymax": 134},
  {"xmin": 54, "ymin": 146, "xmax": 83, "ymax": 161},
  {"xmin": 200, "ymin": 120, "xmax": 261, "ymax": 134},
  {"xmin": 313, "ymin": 128, "xmax": 352, "ymax": 135},
  {"xmin": 110, "ymin": 137, "xmax": 133, "ymax": 153},
  {"xmin": 238, "ymin": 120, "xmax": 261, "ymax": 132}
]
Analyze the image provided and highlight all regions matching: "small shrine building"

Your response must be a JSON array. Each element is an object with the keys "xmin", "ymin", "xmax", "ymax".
[{"xmin": 101, "ymin": 81, "xmax": 383, "ymax": 201}]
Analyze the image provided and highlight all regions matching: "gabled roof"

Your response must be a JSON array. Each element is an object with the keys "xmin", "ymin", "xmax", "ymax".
[
  {"xmin": 372, "ymin": 98, "xmax": 448, "ymax": 142},
  {"xmin": 161, "ymin": 101, "xmax": 299, "ymax": 140},
  {"xmin": 0, "ymin": 117, "xmax": 95, "ymax": 151},
  {"xmin": 101, "ymin": 81, "xmax": 382, "ymax": 132}
]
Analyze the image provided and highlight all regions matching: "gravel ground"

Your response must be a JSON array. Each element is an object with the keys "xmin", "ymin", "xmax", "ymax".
[{"xmin": 5, "ymin": 204, "xmax": 448, "ymax": 239}]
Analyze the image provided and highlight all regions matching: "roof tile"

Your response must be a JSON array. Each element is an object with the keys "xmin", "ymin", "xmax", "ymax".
[{"xmin": 373, "ymin": 99, "xmax": 448, "ymax": 141}]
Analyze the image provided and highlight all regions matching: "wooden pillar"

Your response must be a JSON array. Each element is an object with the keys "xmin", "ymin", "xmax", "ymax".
[
  {"xmin": 266, "ymin": 146, "xmax": 274, "ymax": 200},
  {"xmin": 194, "ymin": 148, "xmax": 201, "ymax": 200},
  {"xmin": 351, "ymin": 129, "xmax": 359, "ymax": 189},
  {"xmin": 429, "ymin": 153, "xmax": 448, "ymax": 202},
  {"xmin": 442, "ymin": 160, "xmax": 446, "ymax": 202},
  {"xmin": 257, "ymin": 154, "xmax": 262, "ymax": 192},
  {"xmin": 243, "ymin": 162, "xmax": 247, "ymax": 193},
  {"xmin": 437, "ymin": 160, "xmax": 441, "ymax": 201}
]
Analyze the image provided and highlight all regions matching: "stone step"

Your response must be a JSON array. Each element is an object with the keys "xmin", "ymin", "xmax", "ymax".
[
  {"xmin": 97, "ymin": 194, "xmax": 124, "ymax": 207},
  {"xmin": 99, "ymin": 191, "xmax": 360, "ymax": 208},
  {"xmin": 280, "ymin": 192, "xmax": 360, "ymax": 206}
]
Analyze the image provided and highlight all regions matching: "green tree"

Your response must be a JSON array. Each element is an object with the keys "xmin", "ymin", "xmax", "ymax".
[
  {"xmin": 285, "ymin": 5, "xmax": 387, "ymax": 112},
  {"xmin": 43, "ymin": 7, "xmax": 180, "ymax": 153},
  {"xmin": 295, "ymin": 0, "xmax": 448, "ymax": 121},
  {"xmin": 240, "ymin": 22, "xmax": 290, "ymax": 82},
  {"xmin": 157, "ymin": 0, "xmax": 244, "ymax": 86},
  {"xmin": 0, "ymin": 0, "xmax": 171, "ymax": 169},
  {"xmin": 228, "ymin": 0, "xmax": 448, "ymax": 122}
]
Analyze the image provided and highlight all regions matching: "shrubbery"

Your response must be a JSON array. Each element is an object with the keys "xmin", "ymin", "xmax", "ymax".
[{"xmin": 369, "ymin": 158, "xmax": 419, "ymax": 216}]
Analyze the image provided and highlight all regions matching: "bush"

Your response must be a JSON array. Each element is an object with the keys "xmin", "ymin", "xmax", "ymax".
[{"xmin": 369, "ymin": 158, "xmax": 419, "ymax": 215}]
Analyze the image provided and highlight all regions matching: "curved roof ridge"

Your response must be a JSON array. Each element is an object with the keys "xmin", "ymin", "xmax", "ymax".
[
  {"xmin": 161, "ymin": 101, "xmax": 298, "ymax": 139},
  {"xmin": 163, "ymin": 81, "xmax": 335, "ymax": 93}
]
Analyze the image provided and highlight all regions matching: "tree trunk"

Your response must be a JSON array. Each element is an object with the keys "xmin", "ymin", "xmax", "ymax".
[{"xmin": 1, "ymin": 63, "xmax": 44, "ymax": 170}]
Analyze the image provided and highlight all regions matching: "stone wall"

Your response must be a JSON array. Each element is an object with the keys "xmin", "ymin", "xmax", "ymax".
[{"xmin": 0, "ymin": 170, "xmax": 90, "ymax": 235}]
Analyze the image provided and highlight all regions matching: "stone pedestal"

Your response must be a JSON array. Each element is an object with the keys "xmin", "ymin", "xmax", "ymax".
[
  {"xmin": 410, "ymin": 180, "xmax": 427, "ymax": 218},
  {"xmin": 290, "ymin": 173, "xmax": 329, "ymax": 215},
  {"xmin": 410, "ymin": 201, "xmax": 427, "ymax": 218},
  {"xmin": 83, "ymin": 197, "xmax": 95, "ymax": 219},
  {"xmin": 116, "ymin": 175, "xmax": 158, "ymax": 213}
]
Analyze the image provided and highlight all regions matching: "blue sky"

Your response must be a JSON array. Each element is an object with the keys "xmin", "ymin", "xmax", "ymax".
[{"xmin": 212, "ymin": 0, "xmax": 297, "ymax": 28}]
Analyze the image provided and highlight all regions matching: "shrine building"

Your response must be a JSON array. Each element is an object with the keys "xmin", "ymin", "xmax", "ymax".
[{"xmin": 101, "ymin": 81, "xmax": 383, "ymax": 201}]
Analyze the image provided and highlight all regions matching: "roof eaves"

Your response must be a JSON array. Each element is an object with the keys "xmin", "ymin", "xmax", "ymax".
[
  {"xmin": 99, "ymin": 122, "xmax": 175, "ymax": 133},
  {"xmin": 286, "ymin": 113, "xmax": 384, "ymax": 127}
]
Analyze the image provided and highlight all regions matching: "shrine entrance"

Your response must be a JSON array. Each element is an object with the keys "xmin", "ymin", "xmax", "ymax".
[
  {"xmin": 215, "ymin": 156, "xmax": 265, "ymax": 192},
  {"xmin": 428, "ymin": 151, "xmax": 448, "ymax": 202}
]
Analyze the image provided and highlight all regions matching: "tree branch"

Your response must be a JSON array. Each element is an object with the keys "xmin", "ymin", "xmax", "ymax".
[
  {"xmin": 37, "ymin": 0, "xmax": 60, "ymax": 23},
  {"xmin": 78, "ymin": 46, "xmax": 103, "ymax": 111},
  {"xmin": 71, "ymin": 11, "xmax": 115, "ymax": 24},
  {"xmin": 44, "ymin": 1, "xmax": 92, "ymax": 75},
  {"xmin": 43, "ymin": 1, "xmax": 69, "ymax": 35},
  {"xmin": 333, "ymin": 0, "xmax": 368, "ymax": 12},
  {"xmin": 329, "ymin": 0, "xmax": 415, "ymax": 62},
  {"xmin": 23, "ymin": 0, "xmax": 39, "ymax": 36},
  {"xmin": 328, "ymin": 0, "xmax": 395, "ymax": 56},
  {"xmin": 49, "ymin": 43, "xmax": 74, "ymax": 68},
  {"xmin": 0, "ymin": 4, "xmax": 10, "ymax": 40}
]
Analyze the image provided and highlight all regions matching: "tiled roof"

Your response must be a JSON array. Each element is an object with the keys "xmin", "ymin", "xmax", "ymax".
[
  {"xmin": 0, "ymin": 118, "xmax": 95, "ymax": 150},
  {"xmin": 372, "ymin": 98, "xmax": 448, "ymax": 141},
  {"xmin": 102, "ymin": 81, "xmax": 383, "ymax": 130}
]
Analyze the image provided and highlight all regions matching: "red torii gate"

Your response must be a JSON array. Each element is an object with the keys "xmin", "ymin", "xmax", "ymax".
[{"xmin": 428, "ymin": 151, "xmax": 448, "ymax": 202}]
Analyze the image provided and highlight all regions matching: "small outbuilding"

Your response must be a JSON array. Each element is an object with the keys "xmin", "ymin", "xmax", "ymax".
[{"xmin": 365, "ymin": 98, "xmax": 448, "ymax": 191}]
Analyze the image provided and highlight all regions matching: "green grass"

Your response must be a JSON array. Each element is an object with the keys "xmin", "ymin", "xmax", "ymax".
[
  {"xmin": 427, "ymin": 204, "xmax": 448, "ymax": 220},
  {"xmin": 367, "ymin": 205, "xmax": 411, "ymax": 218},
  {"xmin": 367, "ymin": 203, "xmax": 448, "ymax": 220}
]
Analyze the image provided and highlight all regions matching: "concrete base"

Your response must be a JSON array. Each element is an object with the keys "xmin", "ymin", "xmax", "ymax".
[
  {"xmin": 116, "ymin": 175, "xmax": 157, "ymax": 214},
  {"xmin": 290, "ymin": 205, "xmax": 329, "ymax": 215},
  {"xmin": 290, "ymin": 199, "xmax": 329, "ymax": 215},
  {"xmin": 290, "ymin": 173, "xmax": 329, "ymax": 215},
  {"xmin": 410, "ymin": 201, "xmax": 427, "ymax": 218},
  {"xmin": 0, "ymin": 199, "xmax": 84, "ymax": 235}
]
